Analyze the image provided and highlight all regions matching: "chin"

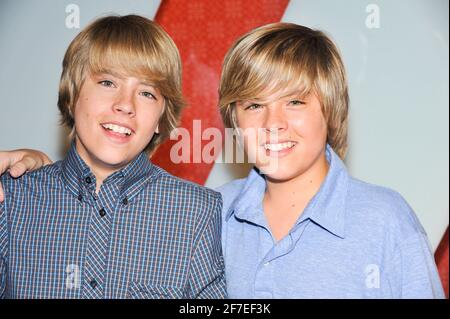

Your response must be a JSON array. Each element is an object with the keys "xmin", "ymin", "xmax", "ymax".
[
  {"xmin": 94, "ymin": 150, "xmax": 133, "ymax": 168},
  {"xmin": 264, "ymin": 171, "xmax": 301, "ymax": 183},
  {"xmin": 258, "ymin": 158, "xmax": 306, "ymax": 182}
]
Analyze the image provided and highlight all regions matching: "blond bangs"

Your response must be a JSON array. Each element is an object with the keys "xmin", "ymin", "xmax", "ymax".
[
  {"xmin": 58, "ymin": 15, "xmax": 185, "ymax": 154},
  {"xmin": 238, "ymin": 54, "xmax": 314, "ymax": 103},
  {"xmin": 86, "ymin": 25, "xmax": 169, "ymax": 86}
]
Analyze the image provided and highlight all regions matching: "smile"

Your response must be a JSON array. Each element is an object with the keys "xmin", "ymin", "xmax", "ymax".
[
  {"xmin": 263, "ymin": 141, "xmax": 297, "ymax": 152},
  {"xmin": 101, "ymin": 123, "xmax": 132, "ymax": 136}
]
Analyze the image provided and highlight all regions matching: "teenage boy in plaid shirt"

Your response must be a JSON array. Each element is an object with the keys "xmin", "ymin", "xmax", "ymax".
[{"xmin": 0, "ymin": 15, "xmax": 226, "ymax": 299}]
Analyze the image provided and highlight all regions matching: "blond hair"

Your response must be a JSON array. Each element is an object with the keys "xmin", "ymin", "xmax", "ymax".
[
  {"xmin": 219, "ymin": 23, "xmax": 349, "ymax": 158},
  {"xmin": 58, "ymin": 15, "xmax": 185, "ymax": 153}
]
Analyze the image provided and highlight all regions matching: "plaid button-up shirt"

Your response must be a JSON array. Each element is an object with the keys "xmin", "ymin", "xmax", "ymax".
[{"xmin": 0, "ymin": 144, "xmax": 226, "ymax": 299}]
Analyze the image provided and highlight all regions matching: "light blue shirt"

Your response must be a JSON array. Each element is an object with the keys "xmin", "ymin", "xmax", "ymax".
[{"xmin": 218, "ymin": 145, "xmax": 445, "ymax": 299}]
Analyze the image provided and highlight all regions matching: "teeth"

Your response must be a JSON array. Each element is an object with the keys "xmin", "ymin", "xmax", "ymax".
[
  {"xmin": 264, "ymin": 142, "xmax": 296, "ymax": 151},
  {"xmin": 102, "ymin": 123, "xmax": 132, "ymax": 136}
]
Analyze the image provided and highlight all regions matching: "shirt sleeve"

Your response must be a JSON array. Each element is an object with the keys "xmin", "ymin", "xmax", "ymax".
[
  {"xmin": 389, "ymin": 231, "xmax": 445, "ymax": 299},
  {"xmin": 0, "ymin": 198, "xmax": 8, "ymax": 299},
  {"xmin": 188, "ymin": 194, "xmax": 227, "ymax": 299}
]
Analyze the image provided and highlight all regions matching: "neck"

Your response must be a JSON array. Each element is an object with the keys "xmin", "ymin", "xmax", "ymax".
[
  {"xmin": 264, "ymin": 150, "xmax": 329, "ymax": 212},
  {"xmin": 74, "ymin": 138, "xmax": 123, "ymax": 194},
  {"xmin": 91, "ymin": 167, "xmax": 112, "ymax": 194}
]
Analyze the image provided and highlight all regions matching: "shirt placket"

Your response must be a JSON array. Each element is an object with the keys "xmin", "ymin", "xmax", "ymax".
[
  {"xmin": 253, "ymin": 228, "xmax": 276, "ymax": 298},
  {"xmin": 82, "ymin": 178, "xmax": 118, "ymax": 299},
  {"xmin": 253, "ymin": 220, "xmax": 310, "ymax": 298}
]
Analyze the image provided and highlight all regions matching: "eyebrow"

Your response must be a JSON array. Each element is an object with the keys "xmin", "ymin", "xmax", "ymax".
[
  {"xmin": 96, "ymin": 70, "xmax": 123, "ymax": 79},
  {"xmin": 279, "ymin": 90, "xmax": 309, "ymax": 99},
  {"xmin": 240, "ymin": 91, "xmax": 309, "ymax": 105},
  {"xmin": 96, "ymin": 72, "xmax": 157, "ymax": 89},
  {"xmin": 139, "ymin": 81, "xmax": 156, "ymax": 88}
]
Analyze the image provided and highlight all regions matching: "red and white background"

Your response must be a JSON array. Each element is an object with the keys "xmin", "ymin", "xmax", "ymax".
[{"xmin": 0, "ymin": 0, "xmax": 448, "ymax": 297}]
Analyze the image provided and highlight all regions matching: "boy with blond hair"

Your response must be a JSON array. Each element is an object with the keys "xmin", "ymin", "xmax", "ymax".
[
  {"xmin": 217, "ymin": 23, "xmax": 444, "ymax": 298},
  {"xmin": 0, "ymin": 15, "xmax": 226, "ymax": 299}
]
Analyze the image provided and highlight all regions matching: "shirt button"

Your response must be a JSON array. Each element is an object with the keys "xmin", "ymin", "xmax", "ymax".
[
  {"xmin": 264, "ymin": 262, "xmax": 270, "ymax": 267},
  {"xmin": 99, "ymin": 208, "xmax": 106, "ymax": 217},
  {"xmin": 77, "ymin": 194, "xmax": 83, "ymax": 201},
  {"xmin": 122, "ymin": 197, "xmax": 128, "ymax": 205},
  {"xmin": 85, "ymin": 176, "xmax": 92, "ymax": 184},
  {"xmin": 89, "ymin": 279, "xmax": 97, "ymax": 289}
]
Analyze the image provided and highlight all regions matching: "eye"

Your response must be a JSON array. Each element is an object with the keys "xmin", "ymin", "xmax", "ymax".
[
  {"xmin": 288, "ymin": 100, "xmax": 305, "ymax": 106},
  {"xmin": 140, "ymin": 91, "xmax": 157, "ymax": 100},
  {"xmin": 245, "ymin": 103, "xmax": 262, "ymax": 111},
  {"xmin": 98, "ymin": 80, "xmax": 116, "ymax": 88}
]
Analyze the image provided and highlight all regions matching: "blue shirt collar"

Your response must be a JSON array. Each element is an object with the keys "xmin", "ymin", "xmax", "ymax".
[
  {"xmin": 226, "ymin": 144, "xmax": 349, "ymax": 239},
  {"xmin": 61, "ymin": 141, "xmax": 154, "ymax": 199}
]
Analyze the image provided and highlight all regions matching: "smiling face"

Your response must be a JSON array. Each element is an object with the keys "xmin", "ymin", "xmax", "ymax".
[
  {"xmin": 220, "ymin": 23, "xmax": 350, "ymax": 165},
  {"xmin": 73, "ymin": 72, "xmax": 164, "ymax": 179},
  {"xmin": 235, "ymin": 88, "xmax": 329, "ymax": 182}
]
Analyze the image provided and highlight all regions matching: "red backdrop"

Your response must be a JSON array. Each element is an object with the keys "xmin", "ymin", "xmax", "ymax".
[{"xmin": 153, "ymin": 0, "xmax": 289, "ymax": 185}]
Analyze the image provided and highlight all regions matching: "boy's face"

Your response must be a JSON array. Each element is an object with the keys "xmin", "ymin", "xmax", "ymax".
[
  {"xmin": 73, "ymin": 72, "xmax": 164, "ymax": 177},
  {"xmin": 235, "ymin": 88, "xmax": 328, "ymax": 182}
]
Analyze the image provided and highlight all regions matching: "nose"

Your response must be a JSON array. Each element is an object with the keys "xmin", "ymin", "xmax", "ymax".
[
  {"xmin": 263, "ymin": 104, "xmax": 288, "ymax": 134},
  {"xmin": 113, "ymin": 88, "xmax": 136, "ymax": 117}
]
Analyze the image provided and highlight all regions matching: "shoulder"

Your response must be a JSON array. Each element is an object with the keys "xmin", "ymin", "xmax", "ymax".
[
  {"xmin": 149, "ymin": 166, "xmax": 224, "ymax": 240},
  {"xmin": 346, "ymin": 176, "xmax": 426, "ymax": 240},
  {"xmin": 152, "ymin": 165, "xmax": 221, "ymax": 202},
  {"xmin": 215, "ymin": 178, "xmax": 247, "ymax": 214},
  {"xmin": 346, "ymin": 178, "xmax": 445, "ymax": 298},
  {"xmin": 148, "ymin": 165, "xmax": 222, "ymax": 226},
  {"xmin": 1, "ymin": 161, "xmax": 63, "ymax": 193}
]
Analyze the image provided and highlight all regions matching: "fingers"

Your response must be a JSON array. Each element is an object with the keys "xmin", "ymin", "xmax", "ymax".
[
  {"xmin": 0, "ymin": 150, "xmax": 20, "ymax": 176},
  {"xmin": 41, "ymin": 153, "xmax": 53, "ymax": 166},
  {"xmin": 0, "ymin": 150, "xmax": 18, "ymax": 202},
  {"xmin": 0, "ymin": 150, "xmax": 49, "ymax": 202},
  {"xmin": 9, "ymin": 156, "xmax": 38, "ymax": 178}
]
